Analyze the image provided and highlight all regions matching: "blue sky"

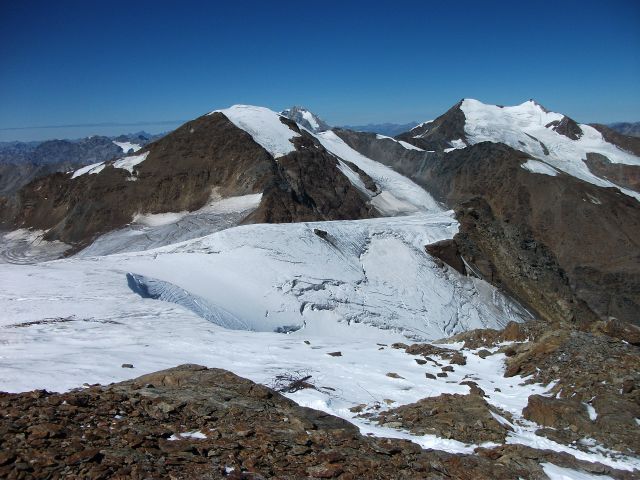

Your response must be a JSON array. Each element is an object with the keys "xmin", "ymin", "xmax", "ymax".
[{"xmin": 1, "ymin": 0, "xmax": 638, "ymax": 141}]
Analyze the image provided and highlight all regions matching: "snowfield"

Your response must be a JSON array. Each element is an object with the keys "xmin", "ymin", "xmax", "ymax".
[
  {"xmin": 212, "ymin": 105, "xmax": 300, "ymax": 158},
  {"xmin": 317, "ymin": 130, "xmax": 442, "ymax": 215},
  {"xmin": 113, "ymin": 140, "xmax": 142, "ymax": 153},
  {"xmin": 460, "ymin": 99, "xmax": 640, "ymax": 199}
]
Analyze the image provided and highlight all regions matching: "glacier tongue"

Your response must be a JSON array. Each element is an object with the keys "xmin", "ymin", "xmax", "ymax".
[{"xmin": 115, "ymin": 212, "xmax": 528, "ymax": 340}]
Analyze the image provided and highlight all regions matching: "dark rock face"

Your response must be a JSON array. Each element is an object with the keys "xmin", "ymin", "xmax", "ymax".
[
  {"xmin": 335, "ymin": 133, "xmax": 640, "ymax": 327},
  {"xmin": 5, "ymin": 114, "xmax": 373, "ymax": 248},
  {"xmin": 246, "ymin": 133, "xmax": 375, "ymax": 224},
  {"xmin": 425, "ymin": 239, "xmax": 466, "ymax": 275},
  {"xmin": 584, "ymin": 152, "xmax": 640, "ymax": 192},
  {"xmin": 590, "ymin": 123, "xmax": 640, "ymax": 156},
  {"xmin": 545, "ymin": 116, "xmax": 583, "ymax": 140},
  {"xmin": 1, "ymin": 364, "xmax": 633, "ymax": 479},
  {"xmin": 395, "ymin": 101, "xmax": 468, "ymax": 151}
]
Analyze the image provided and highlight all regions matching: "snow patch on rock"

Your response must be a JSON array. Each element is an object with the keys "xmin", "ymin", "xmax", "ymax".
[
  {"xmin": 213, "ymin": 105, "xmax": 300, "ymax": 159},
  {"xmin": 521, "ymin": 159, "xmax": 559, "ymax": 177}
]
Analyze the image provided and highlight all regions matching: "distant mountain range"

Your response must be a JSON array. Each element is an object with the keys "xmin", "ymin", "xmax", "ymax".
[
  {"xmin": 608, "ymin": 122, "xmax": 640, "ymax": 137},
  {"xmin": 339, "ymin": 121, "xmax": 419, "ymax": 136},
  {"xmin": 0, "ymin": 132, "xmax": 163, "ymax": 196}
]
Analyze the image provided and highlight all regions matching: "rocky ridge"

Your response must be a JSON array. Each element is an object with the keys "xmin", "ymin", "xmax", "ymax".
[
  {"xmin": 2, "ymin": 361, "xmax": 637, "ymax": 480},
  {"xmin": 3, "ymin": 112, "xmax": 374, "ymax": 249}
]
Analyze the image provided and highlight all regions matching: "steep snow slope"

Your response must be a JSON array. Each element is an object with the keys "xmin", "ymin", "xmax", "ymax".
[
  {"xmin": 459, "ymin": 99, "xmax": 640, "ymax": 197},
  {"xmin": 212, "ymin": 105, "xmax": 300, "ymax": 158},
  {"xmin": 316, "ymin": 131, "xmax": 442, "ymax": 215}
]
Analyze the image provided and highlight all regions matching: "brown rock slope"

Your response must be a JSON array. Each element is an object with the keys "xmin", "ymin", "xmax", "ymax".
[
  {"xmin": 3, "ymin": 114, "xmax": 374, "ymax": 249},
  {"xmin": 1, "ymin": 364, "xmax": 634, "ymax": 479},
  {"xmin": 444, "ymin": 320, "xmax": 640, "ymax": 459},
  {"xmin": 335, "ymin": 130, "xmax": 640, "ymax": 327}
]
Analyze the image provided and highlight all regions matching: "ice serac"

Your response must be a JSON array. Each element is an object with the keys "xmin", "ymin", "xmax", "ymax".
[{"xmin": 126, "ymin": 273, "xmax": 252, "ymax": 331}]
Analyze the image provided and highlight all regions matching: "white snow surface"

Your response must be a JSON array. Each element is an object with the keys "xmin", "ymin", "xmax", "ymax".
[
  {"xmin": 112, "ymin": 151, "xmax": 149, "ymax": 175},
  {"xmin": 3, "ymin": 214, "xmax": 640, "ymax": 469},
  {"xmin": 78, "ymin": 192, "xmax": 263, "ymax": 257},
  {"xmin": 169, "ymin": 431, "xmax": 207, "ymax": 441},
  {"xmin": 113, "ymin": 141, "xmax": 142, "ymax": 153},
  {"xmin": 212, "ymin": 105, "xmax": 300, "ymax": 159},
  {"xmin": 0, "ymin": 212, "xmax": 530, "ymax": 383},
  {"xmin": 542, "ymin": 463, "xmax": 614, "ymax": 479},
  {"xmin": 71, "ymin": 161, "xmax": 105, "ymax": 178},
  {"xmin": 444, "ymin": 138, "xmax": 467, "ymax": 153},
  {"xmin": 375, "ymin": 134, "xmax": 425, "ymax": 151},
  {"xmin": 460, "ymin": 99, "xmax": 640, "ymax": 199},
  {"xmin": 0, "ymin": 229, "xmax": 71, "ymax": 264},
  {"xmin": 301, "ymin": 109, "xmax": 320, "ymax": 130},
  {"xmin": 71, "ymin": 151, "xmax": 149, "ymax": 178},
  {"xmin": 316, "ymin": 131, "xmax": 442, "ymax": 215},
  {"xmin": 521, "ymin": 159, "xmax": 559, "ymax": 176}
]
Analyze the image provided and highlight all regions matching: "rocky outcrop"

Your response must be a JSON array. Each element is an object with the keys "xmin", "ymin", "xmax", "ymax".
[
  {"xmin": 1, "ymin": 364, "xmax": 634, "ymax": 479},
  {"xmin": 590, "ymin": 123, "xmax": 640, "ymax": 156},
  {"xmin": 447, "ymin": 320, "xmax": 640, "ymax": 458},
  {"xmin": 5, "ymin": 114, "xmax": 373, "ymax": 248},
  {"xmin": 584, "ymin": 152, "xmax": 640, "ymax": 192},
  {"xmin": 395, "ymin": 101, "xmax": 467, "ymax": 151},
  {"xmin": 246, "ymin": 130, "xmax": 375, "ymax": 224},
  {"xmin": 545, "ymin": 116, "xmax": 583, "ymax": 140},
  {"xmin": 425, "ymin": 239, "xmax": 466, "ymax": 275},
  {"xmin": 370, "ymin": 393, "xmax": 511, "ymax": 444}
]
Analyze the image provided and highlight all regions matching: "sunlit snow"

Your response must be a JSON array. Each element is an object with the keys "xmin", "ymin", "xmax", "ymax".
[
  {"xmin": 212, "ymin": 105, "xmax": 300, "ymax": 158},
  {"xmin": 460, "ymin": 99, "xmax": 640, "ymax": 199},
  {"xmin": 113, "ymin": 141, "xmax": 142, "ymax": 153}
]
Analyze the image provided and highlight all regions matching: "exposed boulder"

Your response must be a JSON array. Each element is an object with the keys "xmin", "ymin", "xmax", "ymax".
[{"xmin": 370, "ymin": 393, "xmax": 511, "ymax": 444}]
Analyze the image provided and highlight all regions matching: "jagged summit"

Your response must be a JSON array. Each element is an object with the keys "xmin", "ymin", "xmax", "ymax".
[{"xmin": 281, "ymin": 105, "xmax": 330, "ymax": 133}]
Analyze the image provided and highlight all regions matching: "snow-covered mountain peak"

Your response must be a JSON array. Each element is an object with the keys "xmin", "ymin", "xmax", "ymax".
[
  {"xmin": 281, "ymin": 106, "xmax": 330, "ymax": 133},
  {"xmin": 211, "ymin": 104, "xmax": 301, "ymax": 158},
  {"xmin": 459, "ymin": 99, "xmax": 640, "ymax": 195},
  {"xmin": 460, "ymin": 98, "xmax": 564, "ymax": 128}
]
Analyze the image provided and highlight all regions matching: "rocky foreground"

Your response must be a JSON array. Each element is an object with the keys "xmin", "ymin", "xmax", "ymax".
[{"xmin": 1, "ymin": 319, "xmax": 639, "ymax": 479}]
